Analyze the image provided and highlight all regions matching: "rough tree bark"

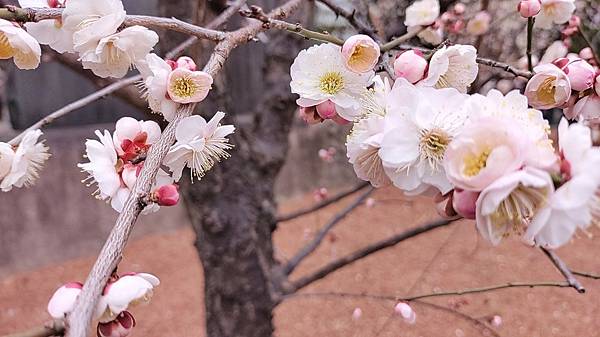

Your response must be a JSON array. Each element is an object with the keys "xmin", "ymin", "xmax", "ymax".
[{"xmin": 178, "ymin": 1, "xmax": 305, "ymax": 336}]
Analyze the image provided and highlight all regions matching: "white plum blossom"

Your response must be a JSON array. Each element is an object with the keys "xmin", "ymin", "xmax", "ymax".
[
  {"xmin": 535, "ymin": 0, "xmax": 576, "ymax": 29},
  {"xmin": 414, "ymin": 26, "xmax": 444, "ymax": 45},
  {"xmin": 96, "ymin": 273, "xmax": 159, "ymax": 323},
  {"xmin": 525, "ymin": 63, "xmax": 571, "ymax": 110},
  {"xmin": 0, "ymin": 19, "xmax": 41, "ymax": 70},
  {"xmin": 476, "ymin": 167, "xmax": 554, "ymax": 246},
  {"xmin": 137, "ymin": 53, "xmax": 178, "ymax": 121},
  {"xmin": 62, "ymin": 0, "xmax": 126, "ymax": 53},
  {"xmin": 80, "ymin": 26, "xmax": 159, "ymax": 78},
  {"xmin": 18, "ymin": 0, "xmax": 74, "ymax": 53},
  {"xmin": 346, "ymin": 114, "xmax": 390, "ymax": 187},
  {"xmin": 0, "ymin": 142, "xmax": 15, "ymax": 181},
  {"xmin": 167, "ymin": 67, "xmax": 213, "ymax": 104},
  {"xmin": 528, "ymin": 119, "xmax": 600, "ymax": 248},
  {"xmin": 164, "ymin": 112, "xmax": 235, "ymax": 182},
  {"xmin": 404, "ymin": 0, "xmax": 440, "ymax": 27},
  {"xmin": 419, "ymin": 44, "xmax": 479, "ymax": 93},
  {"xmin": 290, "ymin": 43, "xmax": 374, "ymax": 122},
  {"xmin": 1, "ymin": 130, "xmax": 50, "ymax": 192},
  {"xmin": 379, "ymin": 79, "xmax": 468, "ymax": 195},
  {"xmin": 78, "ymin": 129, "xmax": 122, "ymax": 202},
  {"xmin": 47, "ymin": 282, "xmax": 83, "ymax": 319}
]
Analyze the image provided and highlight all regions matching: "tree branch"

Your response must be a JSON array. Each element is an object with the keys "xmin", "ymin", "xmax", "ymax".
[
  {"xmin": 572, "ymin": 270, "xmax": 600, "ymax": 280},
  {"xmin": 316, "ymin": 0, "xmax": 376, "ymax": 37},
  {"xmin": 0, "ymin": 7, "xmax": 225, "ymax": 41},
  {"xmin": 277, "ymin": 182, "xmax": 370, "ymax": 222},
  {"xmin": 63, "ymin": 1, "xmax": 304, "ymax": 336},
  {"xmin": 281, "ymin": 187, "xmax": 374, "ymax": 275},
  {"xmin": 285, "ymin": 218, "xmax": 455, "ymax": 293},
  {"xmin": 241, "ymin": 5, "xmax": 344, "ymax": 45},
  {"xmin": 1, "ymin": 320, "xmax": 64, "ymax": 337},
  {"xmin": 380, "ymin": 27, "xmax": 424, "ymax": 52},
  {"xmin": 540, "ymin": 247, "xmax": 585, "ymax": 293}
]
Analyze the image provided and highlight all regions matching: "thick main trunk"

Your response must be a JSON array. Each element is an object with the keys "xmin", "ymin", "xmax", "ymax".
[{"xmin": 180, "ymin": 7, "xmax": 303, "ymax": 335}]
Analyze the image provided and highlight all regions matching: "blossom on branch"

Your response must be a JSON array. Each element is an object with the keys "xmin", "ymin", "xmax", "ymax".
[
  {"xmin": 18, "ymin": 0, "xmax": 73, "ymax": 53},
  {"xmin": 534, "ymin": 0, "xmax": 576, "ymax": 29},
  {"xmin": 163, "ymin": 111, "xmax": 235, "ymax": 182},
  {"xmin": 167, "ymin": 67, "xmax": 213, "ymax": 104},
  {"xmin": 404, "ymin": 0, "xmax": 440, "ymax": 27},
  {"xmin": 341, "ymin": 34, "xmax": 380, "ymax": 74},
  {"xmin": 419, "ymin": 44, "xmax": 479, "ymax": 93},
  {"xmin": 290, "ymin": 43, "xmax": 374, "ymax": 122},
  {"xmin": 0, "ymin": 19, "xmax": 41, "ymax": 70},
  {"xmin": 1, "ymin": 130, "xmax": 50, "ymax": 191},
  {"xmin": 525, "ymin": 63, "xmax": 571, "ymax": 109}
]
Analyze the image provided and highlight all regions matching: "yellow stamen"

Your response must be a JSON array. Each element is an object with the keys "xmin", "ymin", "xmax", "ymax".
[
  {"xmin": 319, "ymin": 71, "xmax": 344, "ymax": 95},
  {"xmin": 463, "ymin": 148, "xmax": 491, "ymax": 177},
  {"xmin": 171, "ymin": 76, "xmax": 197, "ymax": 98},
  {"xmin": 419, "ymin": 128, "xmax": 451, "ymax": 170},
  {"xmin": 536, "ymin": 76, "xmax": 557, "ymax": 106},
  {"xmin": 0, "ymin": 32, "xmax": 15, "ymax": 59}
]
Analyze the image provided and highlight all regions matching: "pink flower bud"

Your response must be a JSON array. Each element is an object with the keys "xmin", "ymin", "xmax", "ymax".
[
  {"xmin": 316, "ymin": 100, "xmax": 337, "ymax": 119},
  {"xmin": 176, "ymin": 56, "xmax": 197, "ymax": 71},
  {"xmin": 97, "ymin": 311, "xmax": 136, "ymax": 337},
  {"xmin": 155, "ymin": 184, "xmax": 179, "ymax": 206},
  {"xmin": 394, "ymin": 302, "xmax": 416, "ymax": 324},
  {"xmin": 365, "ymin": 197, "xmax": 376, "ymax": 208},
  {"xmin": 47, "ymin": 282, "xmax": 83, "ymax": 319},
  {"xmin": 491, "ymin": 315, "xmax": 502, "ymax": 327},
  {"xmin": 165, "ymin": 59, "xmax": 177, "ymax": 70},
  {"xmin": 394, "ymin": 50, "xmax": 428, "ymax": 84},
  {"xmin": 518, "ymin": 0, "xmax": 541, "ymax": 18},
  {"xmin": 298, "ymin": 106, "xmax": 323, "ymax": 125},
  {"xmin": 352, "ymin": 307, "xmax": 362, "ymax": 320},
  {"xmin": 313, "ymin": 187, "xmax": 328, "ymax": 202},
  {"xmin": 47, "ymin": 0, "xmax": 60, "ymax": 8},
  {"xmin": 452, "ymin": 188, "xmax": 479, "ymax": 219},
  {"xmin": 579, "ymin": 47, "xmax": 594, "ymax": 61},
  {"xmin": 341, "ymin": 34, "xmax": 380, "ymax": 73},
  {"xmin": 453, "ymin": 3, "xmax": 466, "ymax": 15},
  {"xmin": 434, "ymin": 192, "xmax": 459, "ymax": 220},
  {"xmin": 568, "ymin": 15, "xmax": 581, "ymax": 28},
  {"xmin": 556, "ymin": 58, "xmax": 596, "ymax": 91}
]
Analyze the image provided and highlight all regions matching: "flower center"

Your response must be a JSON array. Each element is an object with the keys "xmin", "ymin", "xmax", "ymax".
[
  {"xmin": 490, "ymin": 184, "xmax": 547, "ymax": 237},
  {"xmin": 463, "ymin": 148, "xmax": 491, "ymax": 177},
  {"xmin": 419, "ymin": 128, "xmax": 451, "ymax": 169},
  {"xmin": 0, "ymin": 32, "xmax": 15, "ymax": 59},
  {"xmin": 171, "ymin": 77, "xmax": 197, "ymax": 98},
  {"xmin": 537, "ymin": 76, "xmax": 557, "ymax": 105},
  {"xmin": 434, "ymin": 74, "xmax": 451, "ymax": 89},
  {"xmin": 319, "ymin": 71, "xmax": 344, "ymax": 95}
]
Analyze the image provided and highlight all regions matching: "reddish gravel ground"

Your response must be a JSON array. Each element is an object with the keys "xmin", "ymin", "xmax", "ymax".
[{"xmin": 1, "ymin": 186, "xmax": 600, "ymax": 337}]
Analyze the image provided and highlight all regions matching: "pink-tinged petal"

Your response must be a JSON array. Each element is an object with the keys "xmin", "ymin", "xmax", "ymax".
[
  {"xmin": 103, "ymin": 275, "xmax": 155, "ymax": 316},
  {"xmin": 315, "ymin": 100, "xmax": 337, "ymax": 119},
  {"xmin": 452, "ymin": 188, "xmax": 479, "ymax": 219},
  {"xmin": 176, "ymin": 56, "xmax": 197, "ymax": 71},
  {"xmin": 341, "ymin": 34, "xmax": 380, "ymax": 73},
  {"xmin": 167, "ymin": 68, "xmax": 213, "ymax": 104},
  {"xmin": 394, "ymin": 50, "xmax": 427, "ymax": 84},
  {"xmin": 47, "ymin": 282, "xmax": 83, "ymax": 319}
]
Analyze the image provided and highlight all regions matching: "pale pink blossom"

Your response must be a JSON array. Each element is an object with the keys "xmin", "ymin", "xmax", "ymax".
[
  {"xmin": 540, "ymin": 41, "xmax": 568, "ymax": 64},
  {"xmin": 567, "ymin": 95, "xmax": 600, "ymax": 123},
  {"xmin": 557, "ymin": 58, "xmax": 595, "ymax": 91},
  {"xmin": 352, "ymin": 307, "xmax": 362, "ymax": 320},
  {"xmin": 136, "ymin": 53, "xmax": 178, "ymax": 121},
  {"xmin": 466, "ymin": 11, "xmax": 491, "ymax": 36},
  {"xmin": 0, "ymin": 142, "xmax": 15, "ymax": 181},
  {"xmin": 518, "ymin": 0, "xmax": 542, "ymax": 18},
  {"xmin": 167, "ymin": 67, "xmax": 213, "ymax": 104},
  {"xmin": 525, "ymin": 63, "xmax": 571, "ymax": 109},
  {"xmin": 18, "ymin": 0, "xmax": 73, "ymax": 53},
  {"xmin": 420, "ymin": 44, "xmax": 478, "ymax": 93},
  {"xmin": 404, "ymin": 0, "xmax": 440, "ymax": 27},
  {"xmin": 341, "ymin": 34, "xmax": 380, "ymax": 73},
  {"xmin": 535, "ymin": 0, "xmax": 576, "ymax": 29},
  {"xmin": 579, "ymin": 47, "xmax": 594, "ymax": 62},
  {"xmin": 0, "ymin": 19, "xmax": 41, "ymax": 69},
  {"xmin": 346, "ymin": 113, "xmax": 390, "ymax": 187},
  {"xmin": 47, "ymin": 282, "xmax": 83, "ymax": 319},
  {"xmin": 444, "ymin": 117, "xmax": 527, "ymax": 192},
  {"xmin": 176, "ymin": 56, "xmax": 197, "ymax": 71},
  {"xmin": 476, "ymin": 167, "xmax": 553, "ymax": 246},
  {"xmin": 394, "ymin": 302, "xmax": 416, "ymax": 324},
  {"xmin": 394, "ymin": 50, "xmax": 428, "ymax": 84},
  {"xmin": 96, "ymin": 273, "xmax": 160, "ymax": 322},
  {"xmin": 414, "ymin": 26, "xmax": 444, "ymax": 45}
]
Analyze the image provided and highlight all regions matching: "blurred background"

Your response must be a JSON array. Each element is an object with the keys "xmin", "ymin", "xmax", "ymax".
[{"xmin": 1, "ymin": 0, "xmax": 600, "ymax": 336}]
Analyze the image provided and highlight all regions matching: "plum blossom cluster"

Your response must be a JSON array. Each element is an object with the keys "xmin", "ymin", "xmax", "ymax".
[
  {"xmin": 0, "ymin": 130, "xmax": 50, "ymax": 192},
  {"xmin": 79, "ymin": 113, "xmax": 234, "ymax": 212},
  {"xmin": 291, "ymin": 24, "xmax": 600, "ymax": 249},
  {"xmin": 47, "ymin": 272, "xmax": 159, "ymax": 337}
]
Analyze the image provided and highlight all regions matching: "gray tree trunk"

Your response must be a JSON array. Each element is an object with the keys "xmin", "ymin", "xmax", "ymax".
[{"xmin": 174, "ymin": 1, "xmax": 305, "ymax": 335}]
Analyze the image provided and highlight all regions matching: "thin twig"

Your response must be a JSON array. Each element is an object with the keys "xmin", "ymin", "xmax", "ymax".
[
  {"xmin": 316, "ymin": 0, "xmax": 376, "ymax": 37},
  {"xmin": 281, "ymin": 187, "xmax": 375, "ymax": 275},
  {"xmin": 2, "ymin": 320, "xmax": 65, "ymax": 337},
  {"xmin": 540, "ymin": 247, "xmax": 585, "ymax": 293},
  {"xmin": 241, "ymin": 5, "xmax": 344, "ymax": 45},
  {"xmin": 277, "ymin": 182, "xmax": 370, "ymax": 222},
  {"xmin": 526, "ymin": 17, "xmax": 534, "ymax": 72},
  {"xmin": 380, "ymin": 27, "xmax": 424, "ymax": 52},
  {"xmin": 579, "ymin": 25, "xmax": 600, "ymax": 66},
  {"xmin": 286, "ymin": 218, "xmax": 456, "ymax": 293},
  {"xmin": 572, "ymin": 270, "xmax": 600, "ymax": 280},
  {"xmin": 0, "ymin": 7, "xmax": 225, "ymax": 41},
  {"xmin": 64, "ymin": 1, "xmax": 304, "ymax": 336},
  {"xmin": 8, "ymin": 75, "xmax": 141, "ymax": 145}
]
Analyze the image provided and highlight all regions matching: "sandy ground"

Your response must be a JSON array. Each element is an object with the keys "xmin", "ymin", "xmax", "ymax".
[{"xmin": 1, "ymin": 186, "xmax": 600, "ymax": 337}]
